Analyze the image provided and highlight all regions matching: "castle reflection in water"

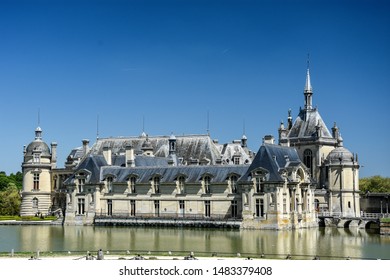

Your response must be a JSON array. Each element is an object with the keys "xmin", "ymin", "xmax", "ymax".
[{"xmin": 1, "ymin": 225, "xmax": 387, "ymax": 259}]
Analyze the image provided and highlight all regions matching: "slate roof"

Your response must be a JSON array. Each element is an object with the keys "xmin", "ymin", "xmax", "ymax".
[
  {"xmin": 241, "ymin": 144, "xmax": 303, "ymax": 182},
  {"xmin": 101, "ymin": 165, "xmax": 249, "ymax": 184},
  {"xmin": 88, "ymin": 134, "xmax": 221, "ymax": 164},
  {"xmin": 288, "ymin": 109, "xmax": 333, "ymax": 139}
]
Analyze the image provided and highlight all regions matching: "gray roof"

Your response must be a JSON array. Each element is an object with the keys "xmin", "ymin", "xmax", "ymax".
[
  {"xmin": 88, "ymin": 134, "xmax": 221, "ymax": 164},
  {"xmin": 242, "ymin": 144, "xmax": 302, "ymax": 182},
  {"xmin": 101, "ymin": 165, "xmax": 249, "ymax": 184},
  {"xmin": 25, "ymin": 140, "xmax": 51, "ymax": 157},
  {"xmin": 288, "ymin": 109, "xmax": 333, "ymax": 139}
]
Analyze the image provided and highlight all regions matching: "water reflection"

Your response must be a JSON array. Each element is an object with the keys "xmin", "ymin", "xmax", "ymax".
[{"xmin": 0, "ymin": 225, "xmax": 389, "ymax": 259}]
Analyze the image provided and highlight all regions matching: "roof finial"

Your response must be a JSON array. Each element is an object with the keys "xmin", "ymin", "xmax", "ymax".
[{"xmin": 96, "ymin": 114, "xmax": 100, "ymax": 140}]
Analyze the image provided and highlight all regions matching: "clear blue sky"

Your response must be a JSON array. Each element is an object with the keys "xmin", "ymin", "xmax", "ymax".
[{"xmin": 0, "ymin": 0, "xmax": 389, "ymax": 177}]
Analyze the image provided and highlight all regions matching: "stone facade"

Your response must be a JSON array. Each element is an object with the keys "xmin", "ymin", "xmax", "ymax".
[{"xmin": 20, "ymin": 66, "xmax": 358, "ymax": 229}]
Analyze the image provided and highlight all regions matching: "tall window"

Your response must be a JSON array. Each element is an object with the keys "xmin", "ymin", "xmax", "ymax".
[
  {"xmin": 33, "ymin": 173, "xmax": 40, "ymax": 190},
  {"xmin": 153, "ymin": 177, "xmax": 160, "ymax": 194},
  {"xmin": 230, "ymin": 175, "xmax": 238, "ymax": 193},
  {"xmin": 78, "ymin": 198, "xmax": 85, "ymax": 215},
  {"xmin": 78, "ymin": 178, "xmax": 85, "ymax": 193},
  {"xmin": 231, "ymin": 200, "xmax": 238, "ymax": 218},
  {"xmin": 205, "ymin": 201, "xmax": 211, "ymax": 217},
  {"xmin": 303, "ymin": 149, "xmax": 313, "ymax": 176},
  {"xmin": 130, "ymin": 200, "xmax": 136, "ymax": 216},
  {"xmin": 154, "ymin": 200, "xmax": 160, "ymax": 217},
  {"xmin": 107, "ymin": 200, "xmax": 113, "ymax": 216},
  {"xmin": 255, "ymin": 199, "xmax": 264, "ymax": 218},
  {"xmin": 283, "ymin": 198, "xmax": 287, "ymax": 214},
  {"xmin": 107, "ymin": 177, "xmax": 113, "ymax": 193},
  {"xmin": 204, "ymin": 176, "xmax": 211, "ymax": 194},
  {"xmin": 233, "ymin": 156, "xmax": 240, "ymax": 165},
  {"xmin": 179, "ymin": 200, "xmax": 185, "ymax": 217}
]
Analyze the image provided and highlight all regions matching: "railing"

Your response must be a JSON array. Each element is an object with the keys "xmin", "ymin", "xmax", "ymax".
[
  {"xmin": 95, "ymin": 212, "xmax": 242, "ymax": 221},
  {"xmin": 317, "ymin": 211, "xmax": 389, "ymax": 220}
]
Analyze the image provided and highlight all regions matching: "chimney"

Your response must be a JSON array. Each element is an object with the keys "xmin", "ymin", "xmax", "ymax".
[
  {"xmin": 125, "ymin": 144, "xmax": 135, "ymax": 167},
  {"xmin": 103, "ymin": 143, "xmax": 112, "ymax": 165},
  {"xmin": 263, "ymin": 135, "xmax": 275, "ymax": 145},
  {"xmin": 51, "ymin": 142, "xmax": 57, "ymax": 168},
  {"xmin": 82, "ymin": 139, "xmax": 90, "ymax": 156}
]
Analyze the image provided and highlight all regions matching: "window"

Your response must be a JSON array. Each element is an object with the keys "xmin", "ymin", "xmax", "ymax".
[
  {"xmin": 178, "ymin": 176, "xmax": 185, "ymax": 194},
  {"xmin": 348, "ymin": 201, "xmax": 351, "ymax": 209},
  {"xmin": 283, "ymin": 198, "xmax": 287, "ymax": 214},
  {"xmin": 33, "ymin": 173, "xmax": 40, "ymax": 190},
  {"xmin": 33, "ymin": 153, "xmax": 40, "ymax": 163},
  {"xmin": 231, "ymin": 200, "xmax": 238, "ymax": 218},
  {"xmin": 107, "ymin": 177, "xmax": 113, "ymax": 193},
  {"xmin": 255, "ymin": 199, "xmax": 264, "ymax": 217},
  {"xmin": 230, "ymin": 175, "xmax": 238, "ymax": 193},
  {"xmin": 204, "ymin": 176, "xmax": 211, "ymax": 194},
  {"xmin": 107, "ymin": 200, "xmax": 113, "ymax": 216},
  {"xmin": 154, "ymin": 200, "xmax": 160, "ymax": 217},
  {"xmin": 78, "ymin": 198, "xmax": 85, "ymax": 215},
  {"xmin": 255, "ymin": 177, "xmax": 264, "ymax": 193},
  {"xmin": 130, "ymin": 200, "xmax": 136, "ymax": 216},
  {"xmin": 32, "ymin": 197, "xmax": 38, "ymax": 210},
  {"xmin": 205, "ymin": 201, "xmax": 211, "ymax": 217},
  {"xmin": 153, "ymin": 177, "xmax": 160, "ymax": 194},
  {"xmin": 234, "ymin": 156, "xmax": 240, "ymax": 165},
  {"xmin": 303, "ymin": 149, "xmax": 313, "ymax": 176},
  {"xmin": 78, "ymin": 178, "xmax": 85, "ymax": 193},
  {"xmin": 129, "ymin": 177, "xmax": 136, "ymax": 193},
  {"xmin": 179, "ymin": 200, "xmax": 185, "ymax": 217}
]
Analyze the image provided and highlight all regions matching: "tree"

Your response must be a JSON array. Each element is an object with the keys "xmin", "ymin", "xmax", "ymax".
[
  {"xmin": 360, "ymin": 176, "xmax": 390, "ymax": 194},
  {"xmin": 0, "ymin": 183, "xmax": 21, "ymax": 215}
]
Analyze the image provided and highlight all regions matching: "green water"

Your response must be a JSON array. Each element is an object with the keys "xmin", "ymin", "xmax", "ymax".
[{"xmin": 0, "ymin": 225, "xmax": 389, "ymax": 259}]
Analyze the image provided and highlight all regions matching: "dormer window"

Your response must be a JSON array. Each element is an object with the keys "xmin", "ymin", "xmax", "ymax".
[
  {"xmin": 33, "ymin": 153, "xmax": 40, "ymax": 163},
  {"xmin": 107, "ymin": 176, "xmax": 113, "ymax": 193},
  {"xmin": 153, "ymin": 176, "xmax": 160, "ymax": 194},
  {"xmin": 255, "ymin": 177, "xmax": 264, "ymax": 193},
  {"xmin": 230, "ymin": 175, "xmax": 238, "ymax": 193},
  {"xmin": 178, "ymin": 176, "xmax": 185, "ymax": 194},
  {"xmin": 129, "ymin": 176, "xmax": 136, "ymax": 193},
  {"xmin": 78, "ymin": 178, "xmax": 85, "ymax": 193},
  {"xmin": 204, "ymin": 175, "xmax": 211, "ymax": 194},
  {"xmin": 233, "ymin": 156, "xmax": 240, "ymax": 165}
]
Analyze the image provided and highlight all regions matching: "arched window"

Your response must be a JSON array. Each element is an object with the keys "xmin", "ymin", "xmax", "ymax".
[
  {"xmin": 303, "ymin": 149, "xmax": 313, "ymax": 176},
  {"xmin": 32, "ymin": 197, "xmax": 38, "ymax": 210}
]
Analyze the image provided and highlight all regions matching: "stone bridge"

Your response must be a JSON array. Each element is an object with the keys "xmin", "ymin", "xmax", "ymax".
[{"xmin": 317, "ymin": 212, "xmax": 386, "ymax": 229}]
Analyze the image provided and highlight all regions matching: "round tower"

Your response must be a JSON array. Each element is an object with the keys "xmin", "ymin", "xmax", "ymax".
[
  {"xmin": 20, "ymin": 127, "xmax": 54, "ymax": 217},
  {"xmin": 325, "ymin": 145, "xmax": 360, "ymax": 217}
]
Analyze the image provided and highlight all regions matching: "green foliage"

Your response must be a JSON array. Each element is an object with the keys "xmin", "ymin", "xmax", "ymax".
[
  {"xmin": 360, "ymin": 176, "xmax": 390, "ymax": 194},
  {"xmin": 0, "ymin": 171, "xmax": 23, "ymax": 191},
  {"xmin": 0, "ymin": 183, "xmax": 21, "ymax": 215}
]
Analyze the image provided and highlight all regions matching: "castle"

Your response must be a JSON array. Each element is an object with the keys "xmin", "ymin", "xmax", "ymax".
[{"xmin": 20, "ymin": 67, "xmax": 360, "ymax": 229}]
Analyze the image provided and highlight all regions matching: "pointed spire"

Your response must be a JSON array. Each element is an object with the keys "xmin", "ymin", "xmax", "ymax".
[
  {"xmin": 304, "ymin": 68, "xmax": 313, "ymax": 94},
  {"xmin": 303, "ymin": 55, "xmax": 313, "ymax": 110}
]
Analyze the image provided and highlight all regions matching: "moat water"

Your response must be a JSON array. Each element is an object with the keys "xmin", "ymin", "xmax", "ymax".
[{"xmin": 0, "ymin": 225, "xmax": 389, "ymax": 259}]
